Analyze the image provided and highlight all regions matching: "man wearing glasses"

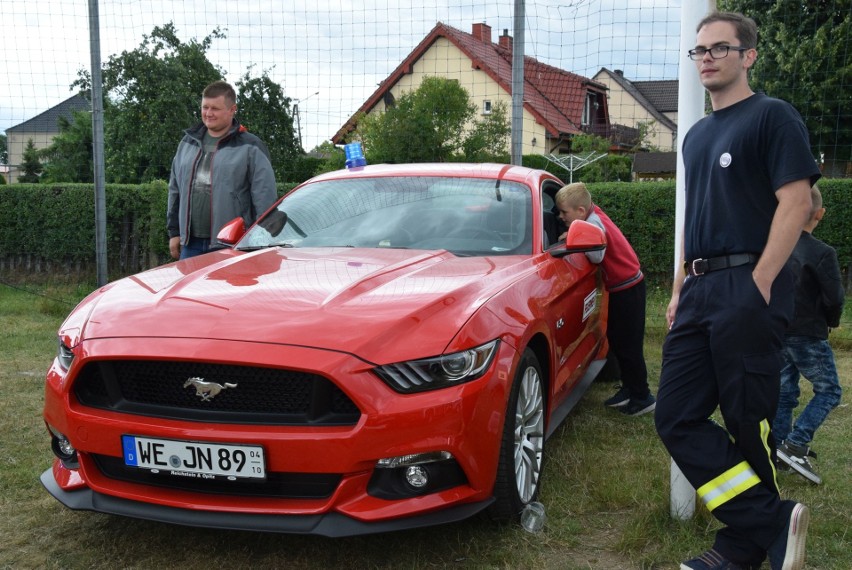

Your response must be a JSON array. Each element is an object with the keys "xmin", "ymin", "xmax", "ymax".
[{"xmin": 654, "ymin": 11, "xmax": 820, "ymax": 570}]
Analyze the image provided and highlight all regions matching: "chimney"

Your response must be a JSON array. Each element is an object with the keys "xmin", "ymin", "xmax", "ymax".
[
  {"xmin": 614, "ymin": 69, "xmax": 624, "ymax": 76},
  {"xmin": 472, "ymin": 23, "xmax": 492, "ymax": 43},
  {"xmin": 499, "ymin": 29, "xmax": 513, "ymax": 51}
]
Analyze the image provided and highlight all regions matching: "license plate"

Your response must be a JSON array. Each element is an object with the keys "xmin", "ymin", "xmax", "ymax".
[{"xmin": 122, "ymin": 435, "xmax": 265, "ymax": 480}]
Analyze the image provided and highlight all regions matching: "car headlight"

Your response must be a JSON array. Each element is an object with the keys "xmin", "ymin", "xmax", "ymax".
[
  {"xmin": 374, "ymin": 340, "xmax": 499, "ymax": 394},
  {"xmin": 57, "ymin": 338, "xmax": 74, "ymax": 372}
]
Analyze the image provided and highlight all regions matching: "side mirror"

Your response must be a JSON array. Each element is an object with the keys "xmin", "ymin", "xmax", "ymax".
[
  {"xmin": 550, "ymin": 219, "xmax": 607, "ymax": 258},
  {"xmin": 216, "ymin": 217, "xmax": 246, "ymax": 246}
]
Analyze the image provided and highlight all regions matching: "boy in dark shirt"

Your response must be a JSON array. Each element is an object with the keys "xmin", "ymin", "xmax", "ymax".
[{"xmin": 773, "ymin": 185, "xmax": 845, "ymax": 485}]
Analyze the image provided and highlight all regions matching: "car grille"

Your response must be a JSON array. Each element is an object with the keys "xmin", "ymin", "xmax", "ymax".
[
  {"xmin": 92, "ymin": 454, "xmax": 341, "ymax": 499},
  {"xmin": 73, "ymin": 360, "xmax": 361, "ymax": 425}
]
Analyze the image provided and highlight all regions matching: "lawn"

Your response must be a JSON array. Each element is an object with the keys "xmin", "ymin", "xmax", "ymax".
[{"xmin": 1, "ymin": 281, "xmax": 849, "ymax": 569}]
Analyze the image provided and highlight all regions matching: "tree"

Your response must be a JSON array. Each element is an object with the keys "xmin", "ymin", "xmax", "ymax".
[
  {"xmin": 93, "ymin": 23, "xmax": 226, "ymax": 182},
  {"xmin": 568, "ymin": 134, "xmax": 632, "ymax": 183},
  {"xmin": 40, "ymin": 110, "xmax": 94, "ymax": 183},
  {"xmin": 313, "ymin": 141, "xmax": 346, "ymax": 175},
  {"xmin": 356, "ymin": 76, "xmax": 510, "ymax": 163},
  {"xmin": 720, "ymin": 0, "xmax": 852, "ymax": 175},
  {"xmin": 461, "ymin": 100, "xmax": 511, "ymax": 163},
  {"xmin": 237, "ymin": 67, "xmax": 301, "ymax": 182},
  {"xmin": 63, "ymin": 23, "xmax": 299, "ymax": 184},
  {"xmin": 18, "ymin": 139, "xmax": 44, "ymax": 183}
]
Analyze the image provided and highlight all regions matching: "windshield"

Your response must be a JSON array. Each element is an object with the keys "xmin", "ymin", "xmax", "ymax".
[{"xmin": 239, "ymin": 175, "xmax": 533, "ymax": 256}]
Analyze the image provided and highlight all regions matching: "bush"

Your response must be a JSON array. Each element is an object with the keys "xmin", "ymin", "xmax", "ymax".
[
  {"xmin": 590, "ymin": 179, "xmax": 852, "ymax": 288},
  {"xmin": 1, "ymin": 178, "xmax": 850, "ymax": 288}
]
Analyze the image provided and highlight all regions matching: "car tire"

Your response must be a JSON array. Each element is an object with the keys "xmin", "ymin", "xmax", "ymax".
[{"xmin": 487, "ymin": 348, "xmax": 545, "ymax": 521}]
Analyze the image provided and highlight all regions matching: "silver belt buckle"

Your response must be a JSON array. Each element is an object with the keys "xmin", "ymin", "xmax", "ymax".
[{"xmin": 691, "ymin": 258, "xmax": 708, "ymax": 276}]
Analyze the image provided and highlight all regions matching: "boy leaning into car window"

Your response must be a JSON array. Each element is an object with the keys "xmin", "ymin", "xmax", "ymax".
[{"xmin": 554, "ymin": 182, "xmax": 655, "ymax": 417}]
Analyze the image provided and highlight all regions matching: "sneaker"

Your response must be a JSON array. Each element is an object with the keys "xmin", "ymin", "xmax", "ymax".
[
  {"xmin": 604, "ymin": 386, "xmax": 630, "ymax": 407},
  {"xmin": 776, "ymin": 440, "xmax": 822, "ymax": 485},
  {"xmin": 767, "ymin": 502, "xmax": 809, "ymax": 570},
  {"xmin": 681, "ymin": 548, "xmax": 746, "ymax": 570},
  {"xmin": 619, "ymin": 393, "xmax": 656, "ymax": 416},
  {"xmin": 773, "ymin": 454, "xmax": 792, "ymax": 474}
]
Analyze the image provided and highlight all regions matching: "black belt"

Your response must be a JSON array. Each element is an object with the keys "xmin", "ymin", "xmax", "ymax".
[{"xmin": 685, "ymin": 253, "xmax": 759, "ymax": 276}]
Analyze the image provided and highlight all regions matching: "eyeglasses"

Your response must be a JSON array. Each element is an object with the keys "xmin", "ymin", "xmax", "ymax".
[{"xmin": 687, "ymin": 45, "xmax": 748, "ymax": 60}]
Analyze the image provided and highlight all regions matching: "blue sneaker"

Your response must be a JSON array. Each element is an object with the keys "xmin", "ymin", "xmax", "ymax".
[
  {"xmin": 619, "ymin": 393, "xmax": 656, "ymax": 416},
  {"xmin": 680, "ymin": 548, "xmax": 746, "ymax": 570},
  {"xmin": 604, "ymin": 385, "xmax": 630, "ymax": 407},
  {"xmin": 767, "ymin": 503, "xmax": 809, "ymax": 570}
]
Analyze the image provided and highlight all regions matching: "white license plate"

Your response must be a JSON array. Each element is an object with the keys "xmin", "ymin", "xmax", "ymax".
[{"xmin": 122, "ymin": 435, "xmax": 265, "ymax": 480}]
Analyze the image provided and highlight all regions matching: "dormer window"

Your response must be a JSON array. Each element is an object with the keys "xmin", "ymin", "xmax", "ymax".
[
  {"xmin": 582, "ymin": 94, "xmax": 593, "ymax": 125},
  {"xmin": 582, "ymin": 92, "xmax": 601, "ymax": 126}
]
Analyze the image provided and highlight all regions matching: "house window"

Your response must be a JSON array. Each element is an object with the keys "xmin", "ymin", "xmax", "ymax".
[
  {"xmin": 582, "ymin": 93, "xmax": 595, "ymax": 126},
  {"xmin": 482, "ymin": 100, "xmax": 492, "ymax": 115}
]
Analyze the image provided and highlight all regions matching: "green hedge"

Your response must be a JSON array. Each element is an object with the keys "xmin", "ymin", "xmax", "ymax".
[
  {"xmin": 0, "ymin": 178, "xmax": 849, "ymax": 287},
  {"xmin": 590, "ymin": 179, "xmax": 852, "ymax": 287},
  {"xmin": 0, "ymin": 181, "xmax": 297, "ymax": 280}
]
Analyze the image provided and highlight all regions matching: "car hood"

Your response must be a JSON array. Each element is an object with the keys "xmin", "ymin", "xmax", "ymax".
[{"xmin": 67, "ymin": 248, "xmax": 537, "ymax": 364}]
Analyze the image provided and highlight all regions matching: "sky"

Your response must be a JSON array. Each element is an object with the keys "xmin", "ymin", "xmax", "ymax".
[{"xmin": 1, "ymin": 0, "xmax": 683, "ymax": 152}]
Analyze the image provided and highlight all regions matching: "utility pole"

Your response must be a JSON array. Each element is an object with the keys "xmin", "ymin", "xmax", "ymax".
[{"xmin": 88, "ymin": 0, "xmax": 107, "ymax": 286}]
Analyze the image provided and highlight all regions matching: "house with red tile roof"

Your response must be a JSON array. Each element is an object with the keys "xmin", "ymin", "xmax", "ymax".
[{"xmin": 333, "ymin": 22, "xmax": 638, "ymax": 156}]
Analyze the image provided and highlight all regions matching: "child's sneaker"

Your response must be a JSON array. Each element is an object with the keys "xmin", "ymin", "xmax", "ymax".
[
  {"xmin": 603, "ymin": 385, "xmax": 630, "ymax": 407},
  {"xmin": 776, "ymin": 440, "xmax": 822, "ymax": 485},
  {"xmin": 619, "ymin": 393, "xmax": 656, "ymax": 416}
]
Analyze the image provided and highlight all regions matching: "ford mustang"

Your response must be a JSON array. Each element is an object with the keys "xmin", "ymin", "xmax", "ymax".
[{"xmin": 41, "ymin": 162, "xmax": 608, "ymax": 537}]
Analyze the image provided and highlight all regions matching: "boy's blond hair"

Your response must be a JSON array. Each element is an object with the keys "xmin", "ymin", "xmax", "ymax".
[
  {"xmin": 555, "ymin": 182, "xmax": 592, "ymax": 210},
  {"xmin": 810, "ymin": 184, "xmax": 823, "ymax": 216}
]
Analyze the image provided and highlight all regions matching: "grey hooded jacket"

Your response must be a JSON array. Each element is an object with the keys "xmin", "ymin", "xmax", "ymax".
[{"xmin": 167, "ymin": 119, "xmax": 277, "ymax": 245}]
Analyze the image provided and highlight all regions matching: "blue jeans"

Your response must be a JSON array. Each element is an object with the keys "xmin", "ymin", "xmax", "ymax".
[
  {"xmin": 772, "ymin": 335, "xmax": 842, "ymax": 447},
  {"xmin": 179, "ymin": 237, "xmax": 211, "ymax": 260}
]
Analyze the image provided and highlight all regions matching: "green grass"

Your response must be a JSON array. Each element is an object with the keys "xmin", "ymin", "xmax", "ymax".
[{"xmin": 1, "ymin": 281, "xmax": 850, "ymax": 569}]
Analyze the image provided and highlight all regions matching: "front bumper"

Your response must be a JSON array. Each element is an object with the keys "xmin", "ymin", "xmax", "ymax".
[{"xmin": 40, "ymin": 467, "xmax": 493, "ymax": 537}]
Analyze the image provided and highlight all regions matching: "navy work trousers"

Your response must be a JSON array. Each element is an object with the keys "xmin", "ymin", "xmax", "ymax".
[{"xmin": 655, "ymin": 264, "xmax": 796, "ymax": 566}]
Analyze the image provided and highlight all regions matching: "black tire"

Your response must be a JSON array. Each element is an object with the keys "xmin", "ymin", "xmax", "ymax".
[{"xmin": 487, "ymin": 348, "xmax": 545, "ymax": 521}]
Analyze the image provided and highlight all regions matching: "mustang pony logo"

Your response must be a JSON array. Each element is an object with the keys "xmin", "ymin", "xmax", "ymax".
[{"xmin": 183, "ymin": 377, "xmax": 238, "ymax": 401}]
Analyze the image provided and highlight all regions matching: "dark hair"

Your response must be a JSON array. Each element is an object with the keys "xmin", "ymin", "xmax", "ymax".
[
  {"xmin": 202, "ymin": 80, "xmax": 237, "ymax": 106},
  {"xmin": 697, "ymin": 11, "xmax": 757, "ymax": 49}
]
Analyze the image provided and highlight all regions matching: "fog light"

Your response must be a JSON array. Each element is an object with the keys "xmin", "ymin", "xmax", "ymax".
[
  {"xmin": 48, "ymin": 426, "xmax": 77, "ymax": 463},
  {"xmin": 368, "ymin": 452, "xmax": 468, "ymax": 500},
  {"xmin": 405, "ymin": 465, "xmax": 428, "ymax": 488}
]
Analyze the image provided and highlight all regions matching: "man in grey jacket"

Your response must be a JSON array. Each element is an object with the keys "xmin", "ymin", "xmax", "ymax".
[{"xmin": 167, "ymin": 80, "xmax": 277, "ymax": 259}]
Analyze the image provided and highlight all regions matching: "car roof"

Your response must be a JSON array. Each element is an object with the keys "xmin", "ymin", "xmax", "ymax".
[{"xmin": 307, "ymin": 162, "xmax": 559, "ymax": 186}]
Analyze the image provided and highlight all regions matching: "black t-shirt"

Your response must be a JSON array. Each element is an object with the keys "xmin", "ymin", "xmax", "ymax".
[{"xmin": 682, "ymin": 93, "xmax": 821, "ymax": 261}]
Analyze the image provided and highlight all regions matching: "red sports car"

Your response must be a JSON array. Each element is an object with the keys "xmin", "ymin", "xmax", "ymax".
[{"xmin": 42, "ymin": 162, "xmax": 608, "ymax": 536}]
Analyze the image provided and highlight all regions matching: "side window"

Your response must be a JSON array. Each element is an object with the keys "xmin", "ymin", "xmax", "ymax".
[{"xmin": 540, "ymin": 182, "xmax": 564, "ymax": 249}]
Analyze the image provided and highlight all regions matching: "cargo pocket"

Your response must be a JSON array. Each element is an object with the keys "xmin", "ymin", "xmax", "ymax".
[{"xmin": 741, "ymin": 351, "xmax": 784, "ymax": 422}]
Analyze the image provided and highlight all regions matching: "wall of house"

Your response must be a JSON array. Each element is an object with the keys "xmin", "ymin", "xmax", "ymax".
[
  {"xmin": 367, "ymin": 37, "xmax": 547, "ymax": 156},
  {"xmin": 593, "ymin": 74, "xmax": 676, "ymax": 152},
  {"xmin": 4, "ymin": 130, "xmax": 55, "ymax": 183}
]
